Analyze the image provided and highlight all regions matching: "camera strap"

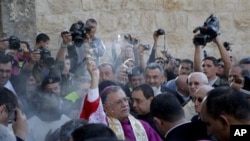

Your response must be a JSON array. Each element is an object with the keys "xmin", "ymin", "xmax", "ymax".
[{"xmin": 163, "ymin": 34, "xmax": 166, "ymax": 52}]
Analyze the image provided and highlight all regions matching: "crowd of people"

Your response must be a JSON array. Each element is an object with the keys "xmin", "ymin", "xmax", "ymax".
[{"xmin": 0, "ymin": 17, "xmax": 250, "ymax": 141}]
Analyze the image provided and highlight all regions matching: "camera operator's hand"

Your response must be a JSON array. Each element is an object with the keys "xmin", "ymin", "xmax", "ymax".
[
  {"xmin": 0, "ymin": 37, "xmax": 9, "ymax": 51},
  {"xmin": 137, "ymin": 44, "xmax": 144, "ymax": 54},
  {"xmin": 12, "ymin": 108, "xmax": 28, "ymax": 140},
  {"xmin": 30, "ymin": 50, "xmax": 41, "ymax": 63},
  {"xmin": 84, "ymin": 34, "xmax": 92, "ymax": 43},
  {"xmin": 87, "ymin": 59, "xmax": 99, "ymax": 89},
  {"xmin": 20, "ymin": 43, "xmax": 29, "ymax": 53},
  {"xmin": 61, "ymin": 32, "xmax": 72, "ymax": 45},
  {"xmin": 5, "ymin": 49, "xmax": 17, "ymax": 56},
  {"xmin": 192, "ymin": 34, "xmax": 203, "ymax": 48},
  {"xmin": 212, "ymin": 35, "xmax": 221, "ymax": 44}
]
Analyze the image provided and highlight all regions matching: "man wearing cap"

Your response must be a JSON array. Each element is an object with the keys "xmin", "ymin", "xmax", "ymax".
[
  {"xmin": 41, "ymin": 75, "xmax": 61, "ymax": 96},
  {"xmin": 40, "ymin": 75, "xmax": 73, "ymax": 117}
]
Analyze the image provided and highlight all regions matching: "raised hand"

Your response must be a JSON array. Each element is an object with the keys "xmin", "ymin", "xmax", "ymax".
[
  {"xmin": 87, "ymin": 59, "xmax": 99, "ymax": 89},
  {"xmin": 12, "ymin": 108, "xmax": 28, "ymax": 140}
]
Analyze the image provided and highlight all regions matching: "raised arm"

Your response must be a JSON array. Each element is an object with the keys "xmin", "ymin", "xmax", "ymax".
[
  {"xmin": 213, "ymin": 36, "xmax": 231, "ymax": 77},
  {"xmin": 56, "ymin": 32, "xmax": 72, "ymax": 62},
  {"xmin": 193, "ymin": 35, "xmax": 203, "ymax": 72},
  {"xmin": 147, "ymin": 31, "xmax": 159, "ymax": 64},
  {"xmin": 79, "ymin": 59, "xmax": 107, "ymax": 124}
]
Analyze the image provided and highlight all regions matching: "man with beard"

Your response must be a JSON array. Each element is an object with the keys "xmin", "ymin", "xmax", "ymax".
[{"xmin": 26, "ymin": 93, "xmax": 70, "ymax": 141}]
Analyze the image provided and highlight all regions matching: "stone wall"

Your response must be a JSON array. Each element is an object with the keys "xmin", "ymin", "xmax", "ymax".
[
  {"xmin": 0, "ymin": 0, "xmax": 36, "ymax": 44},
  {"xmin": 2, "ymin": 0, "xmax": 250, "ymax": 63}
]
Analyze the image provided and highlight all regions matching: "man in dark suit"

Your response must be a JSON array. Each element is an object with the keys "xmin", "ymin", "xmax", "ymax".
[
  {"xmin": 151, "ymin": 93, "xmax": 203, "ymax": 141},
  {"xmin": 144, "ymin": 62, "xmax": 183, "ymax": 104},
  {"xmin": 201, "ymin": 87, "xmax": 250, "ymax": 141}
]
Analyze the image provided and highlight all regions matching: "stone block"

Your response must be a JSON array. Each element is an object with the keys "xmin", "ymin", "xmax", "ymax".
[
  {"xmin": 37, "ymin": 15, "xmax": 70, "ymax": 33},
  {"xmin": 233, "ymin": 12, "xmax": 250, "ymax": 31},
  {"xmin": 47, "ymin": 0, "xmax": 82, "ymax": 14}
]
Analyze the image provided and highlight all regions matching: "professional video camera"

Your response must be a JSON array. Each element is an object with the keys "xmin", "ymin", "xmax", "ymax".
[
  {"xmin": 69, "ymin": 20, "xmax": 92, "ymax": 47},
  {"xmin": 193, "ymin": 14, "xmax": 220, "ymax": 46},
  {"xmin": 8, "ymin": 36, "xmax": 21, "ymax": 51}
]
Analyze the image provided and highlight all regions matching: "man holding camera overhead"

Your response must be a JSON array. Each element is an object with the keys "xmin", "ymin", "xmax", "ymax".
[
  {"xmin": 56, "ymin": 18, "xmax": 105, "ymax": 76},
  {"xmin": 193, "ymin": 15, "xmax": 231, "ymax": 87}
]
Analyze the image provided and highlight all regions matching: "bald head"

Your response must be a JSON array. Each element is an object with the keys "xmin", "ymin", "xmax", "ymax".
[
  {"xmin": 194, "ymin": 85, "xmax": 214, "ymax": 114},
  {"xmin": 176, "ymin": 75, "xmax": 188, "ymax": 87},
  {"xmin": 176, "ymin": 75, "xmax": 189, "ymax": 96}
]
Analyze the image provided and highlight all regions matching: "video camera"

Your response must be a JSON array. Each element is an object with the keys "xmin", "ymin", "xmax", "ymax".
[
  {"xmin": 193, "ymin": 14, "xmax": 220, "ymax": 46},
  {"xmin": 69, "ymin": 20, "xmax": 92, "ymax": 47}
]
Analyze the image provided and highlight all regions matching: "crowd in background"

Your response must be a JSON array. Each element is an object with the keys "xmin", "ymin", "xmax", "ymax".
[{"xmin": 0, "ymin": 17, "xmax": 249, "ymax": 141}]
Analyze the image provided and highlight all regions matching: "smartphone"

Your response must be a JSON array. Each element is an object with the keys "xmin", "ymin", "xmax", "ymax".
[{"xmin": 8, "ymin": 110, "xmax": 17, "ymax": 123}]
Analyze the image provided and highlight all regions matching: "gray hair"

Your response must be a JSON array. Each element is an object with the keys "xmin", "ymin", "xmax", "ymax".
[
  {"xmin": 145, "ymin": 62, "xmax": 164, "ymax": 75},
  {"xmin": 188, "ymin": 72, "xmax": 208, "ymax": 84}
]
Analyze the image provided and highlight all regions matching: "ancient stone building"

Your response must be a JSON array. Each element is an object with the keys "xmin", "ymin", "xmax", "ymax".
[{"xmin": 1, "ymin": 0, "xmax": 250, "ymax": 63}]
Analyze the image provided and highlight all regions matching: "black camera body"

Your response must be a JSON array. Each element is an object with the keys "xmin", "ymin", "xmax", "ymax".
[
  {"xmin": 39, "ymin": 47, "xmax": 51, "ymax": 60},
  {"xmin": 223, "ymin": 42, "xmax": 232, "ymax": 51},
  {"xmin": 70, "ymin": 21, "xmax": 92, "ymax": 47},
  {"xmin": 193, "ymin": 14, "xmax": 220, "ymax": 46},
  {"xmin": 156, "ymin": 29, "xmax": 165, "ymax": 36},
  {"xmin": 8, "ymin": 36, "xmax": 21, "ymax": 51},
  {"xmin": 39, "ymin": 47, "xmax": 55, "ymax": 67}
]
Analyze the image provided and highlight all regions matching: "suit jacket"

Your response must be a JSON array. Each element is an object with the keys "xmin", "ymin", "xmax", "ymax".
[
  {"xmin": 161, "ymin": 85, "xmax": 185, "ymax": 105},
  {"xmin": 164, "ymin": 122, "xmax": 198, "ymax": 141},
  {"xmin": 212, "ymin": 77, "xmax": 229, "ymax": 87}
]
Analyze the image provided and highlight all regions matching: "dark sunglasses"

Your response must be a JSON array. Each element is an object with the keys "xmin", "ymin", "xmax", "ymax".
[{"xmin": 191, "ymin": 97, "xmax": 203, "ymax": 103}]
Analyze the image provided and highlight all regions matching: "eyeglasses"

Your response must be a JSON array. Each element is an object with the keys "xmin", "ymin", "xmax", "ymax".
[
  {"xmin": 108, "ymin": 97, "xmax": 130, "ymax": 106},
  {"xmin": 188, "ymin": 82, "xmax": 200, "ymax": 86},
  {"xmin": 191, "ymin": 97, "xmax": 203, "ymax": 103}
]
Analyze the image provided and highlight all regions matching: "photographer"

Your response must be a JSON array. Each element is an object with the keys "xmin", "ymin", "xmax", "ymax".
[
  {"xmin": 113, "ymin": 34, "xmax": 147, "ymax": 74},
  {"xmin": 25, "ymin": 33, "xmax": 57, "ymax": 84},
  {"xmin": 193, "ymin": 15, "xmax": 231, "ymax": 87},
  {"xmin": 56, "ymin": 19, "xmax": 105, "ymax": 76},
  {"xmin": 26, "ymin": 33, "xmax": 51, "ymax": 71},
  {"xmin": 0, "ymin": 35, "xmax": 31, "ymax": 76},
  {"xmin": 148, "ymin": 30, "xmax": 178, "ymax": 82},
  {"xmin": 10, "ymin": 40, "xmax": 31, "ymax": 76}
]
